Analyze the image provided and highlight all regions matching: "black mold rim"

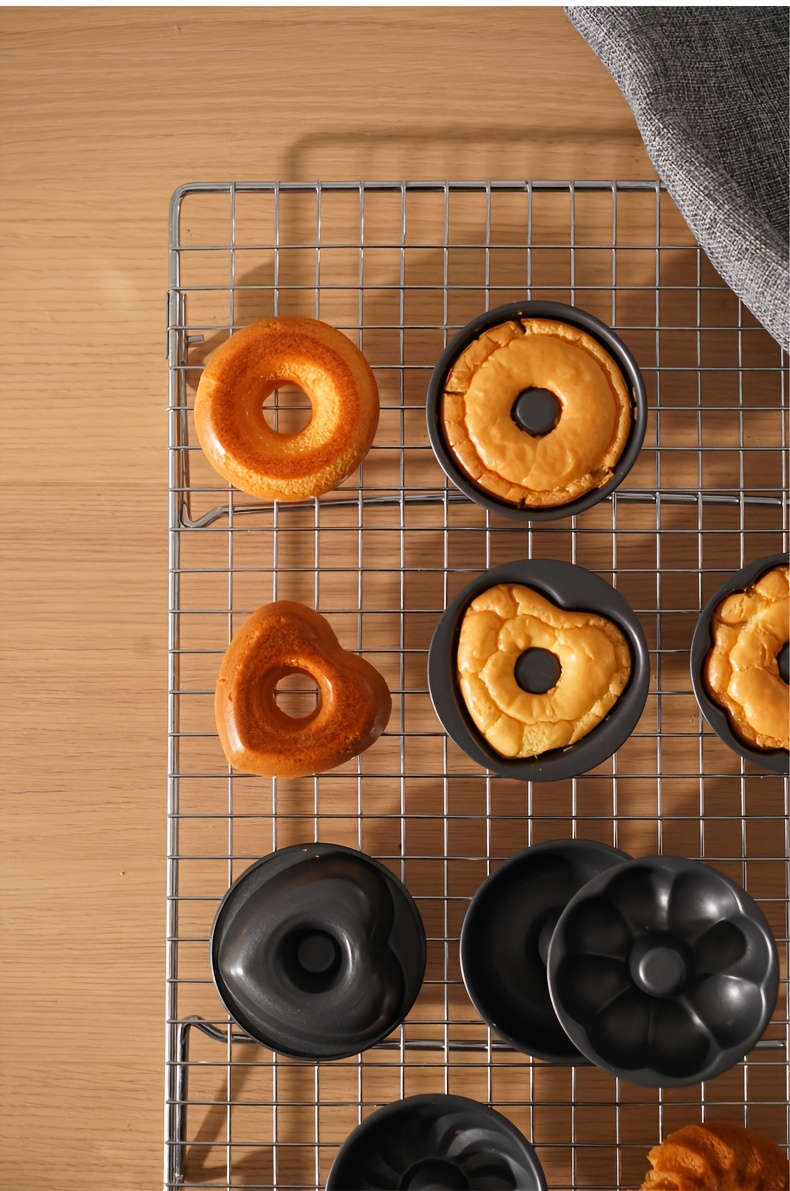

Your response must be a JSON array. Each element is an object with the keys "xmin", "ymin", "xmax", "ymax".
[
  {"xmin": 325, "ymin": 1093, "xmax": 547, "ymax": 1191},
  {"xmin": 459, "ymin": 839, "xmax": 631, "ymax": 1064},
  {"xmin": 427, "ymin": 558, "xmax": 650, "ymax": 782},
  {"xmin": 546, "ymin": 855, "xmax": 780, "ymax": 1088},
  {"xmin": 426, "ymin": 300, "xmax": 648, "ymax": 523},
  {"xmin": 690, "ymin": 552, "xmax": 789, "ymax": 775},
  {"xmin": 209, "ymin": 843, "xmax": 426, "ymax": 1061}
]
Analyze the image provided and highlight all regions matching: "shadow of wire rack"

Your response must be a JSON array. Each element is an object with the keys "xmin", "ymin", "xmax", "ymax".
[{"xmin": 166, "ymin": 181, "xmax": 789, "ymax": 1191}]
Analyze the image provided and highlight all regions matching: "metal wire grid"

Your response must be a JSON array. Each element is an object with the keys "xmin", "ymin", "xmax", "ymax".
[{"xmin": 166, "ymin": 181, "xmax": 789, "ymax": 1191}]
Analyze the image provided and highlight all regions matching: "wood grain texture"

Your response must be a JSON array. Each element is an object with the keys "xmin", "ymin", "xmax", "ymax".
[{"xmin": 0, "ymin": 8, "xmax": 653, "ymax": 1189}]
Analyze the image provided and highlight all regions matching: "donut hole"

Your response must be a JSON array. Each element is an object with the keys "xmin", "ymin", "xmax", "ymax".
[
  {"xmin": 263, "ymin": 382, "xmax": 313, "ymax": 435},
  {"xmin": 273, "ymin": 669, "xmax": 321, "ymax": 719},
  {"xmin": 511, "ymin": 386, "xmax": 562, "ymax": 437},
  {"xmin": 280, "ymin": 927, "xmax": 342, "ymax": 994},
  {"xmin": 777, "ymin": 641, "xmax": 789, "ymax": 685},
  {"xmin": 514, "ymin": 647, "xmax": 562, "ymax": 694}
]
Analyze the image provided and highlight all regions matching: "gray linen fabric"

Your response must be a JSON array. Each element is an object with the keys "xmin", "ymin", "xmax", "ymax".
[{"xmin": 565, "ymin": 7, "xmax": 789, "ymax": 351}]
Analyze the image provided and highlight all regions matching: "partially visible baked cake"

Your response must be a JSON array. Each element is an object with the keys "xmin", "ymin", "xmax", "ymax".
[
  {"xmin": 704, "ymin": 563, "xmax": 789, "ymax": 750},
  {"xmin": 636, "ymin": 1121, "xmax": 789, "ymax": 1191}
]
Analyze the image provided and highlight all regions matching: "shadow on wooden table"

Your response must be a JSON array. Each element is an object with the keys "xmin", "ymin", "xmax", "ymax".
[{"xmin": 282, "ymin": 123, "xmax": 641, "ymax": 185}]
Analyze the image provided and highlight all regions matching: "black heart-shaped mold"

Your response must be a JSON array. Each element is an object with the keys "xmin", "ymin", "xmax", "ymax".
[{"xmin": 210, "ymin": 843, "xmax": 426, "ymax": 1060}]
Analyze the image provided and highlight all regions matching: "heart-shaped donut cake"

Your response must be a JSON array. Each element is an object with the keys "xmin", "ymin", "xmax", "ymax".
[
  {"xmin": 456, "ymin": 583, "xmax": 631, "ymax": 758},
  {"xmin": 215, "ymin": 601, "xmax": 392, "ymax": 777}
]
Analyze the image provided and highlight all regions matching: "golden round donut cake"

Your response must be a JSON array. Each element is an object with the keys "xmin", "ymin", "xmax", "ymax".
[
  {"xmin": 195, "ymin": 316, "xmax": 380, "ymax": 501},
  {"xmin": 216, "ymin": 602, "xmax": 392, "ymax": 778},
  {"xmin": 441, "ymin": 318, "xmax": 632, "ymax": 507},
  {"xmin": 456, "ymin": 583, "xmax": 631, "ymax": 758},
  {"xmin": 635, "ymin": 1121, "xmax": 789, "ymax": 1191},
  {"xmin": 704, "ymin": 563, "xmax": 789, "ymax": 751}
]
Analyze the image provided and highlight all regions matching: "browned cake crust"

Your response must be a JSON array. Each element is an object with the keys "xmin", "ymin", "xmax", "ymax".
[
  {"xmin": 636, "ymin": 1122, "xmax": 789, "ymax": 1191},
  {"xmin": 215, "ymin": 602, "xmax": 392, "ymax": 778},
  {"xmin": 704, "ymin": 564, "xmax": 789, "ymax": 750},
  {"xmin": 456, "ymin": 582, "xmax": 631, "ymax": 757},
  {"xmin": 195, "ymin": 316, "xmax": 380, "ymax": 501},
  {"xmin": 441, "ymin": 318, "xmax": 632, "ymax": 507}
]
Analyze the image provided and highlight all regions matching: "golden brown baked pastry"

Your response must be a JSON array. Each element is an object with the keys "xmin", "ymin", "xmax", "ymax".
[
  {"xmin": 456, "ymin": 583, "xmax": 631, "ymax": 757},
  {"xmin": 215, "ymin": 602, "xmax": 391, "ymax": 777},
  {"xmin": 195, "ymin": 316, "xmax": 379, "ymax": 501},
  {"xmin": 636, "ymin": 1121, "xmax": 789, "ymax": 1190},
  {"xmin": 441, "ymin": 318, "xmax": 632, "ymax": 507},
  {"xmin": 704, "ymin": 564, "xmax": 789, "ymax": 750}
]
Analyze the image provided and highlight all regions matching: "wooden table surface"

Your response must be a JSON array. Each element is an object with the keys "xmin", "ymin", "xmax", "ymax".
[{"xmin": 1, "ymin": 9, "xmax": 654, "ymax": 1188}]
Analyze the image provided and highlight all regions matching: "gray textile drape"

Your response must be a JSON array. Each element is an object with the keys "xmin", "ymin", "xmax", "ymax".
[{"xmin": 565, "ymin": 6, "xmax": 789, "ymax": 351}]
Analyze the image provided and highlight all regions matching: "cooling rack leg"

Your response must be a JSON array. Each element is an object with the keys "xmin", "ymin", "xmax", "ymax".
[
  {"xmin": 169, "ymin": 1018, "xmax": 194, "ymax": 1186},
  {"xmin": 169, "ymin": 1018, "xmax": 255, "ymax": 1186}
]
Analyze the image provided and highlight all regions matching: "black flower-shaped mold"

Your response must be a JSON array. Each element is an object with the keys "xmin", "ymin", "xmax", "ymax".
[
  {"xmin": 460, "ymin": 839, "xmax": 631, "ymax": 1063},
  {"xmin": 690, "ymin": 552, "xmax": 789, "ymax": 774},
  {"xmin": 547, "ymin": 856, "xmax": 779, "ymax": 1087},
  {"xmin": 428, "ymin": 558, "xmax": 650, "ymax": 781},
  {"xmin": 426, "ymin": 300, "xmax": 648, "ymax": 522},
  {"xmin": 210, "ymin": 844, "xmax": 426, "ymax": 1061},
  {"xmin": 325, "ymin": 1094, "xmax": 547, "ymax": 1191}
]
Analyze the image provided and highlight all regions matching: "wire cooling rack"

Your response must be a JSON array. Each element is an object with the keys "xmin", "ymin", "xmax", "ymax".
[{"xmin": 166, "ymin": 181, "xmax": 789, "ymax": 1191}]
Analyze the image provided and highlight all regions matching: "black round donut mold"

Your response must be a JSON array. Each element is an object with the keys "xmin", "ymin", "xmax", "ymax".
[
  {"xmin": 546, "ymin": 855, "xmax": 779, "ymax": 1088},
  {"xmin": 325, "ymin": 1094, "xmax": 547, "ymax": 1191},
  {"xmin": 427, "ymin": 558, "xmax": 650, "ymax": 781},
  {"xmin": 210, "ymin": 843, "xmax": 426, "ymax": 1061},
  {"xmin": 690, "ymin": 552, "xmax": 789, "ymax": 774},
  {"xmin": 426, "ymin": 300, "xmax": 648, "ymax": 522},
  {"xmin": 460, "ymin": 839, "xmax": 631, "ymax": 1063}
]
